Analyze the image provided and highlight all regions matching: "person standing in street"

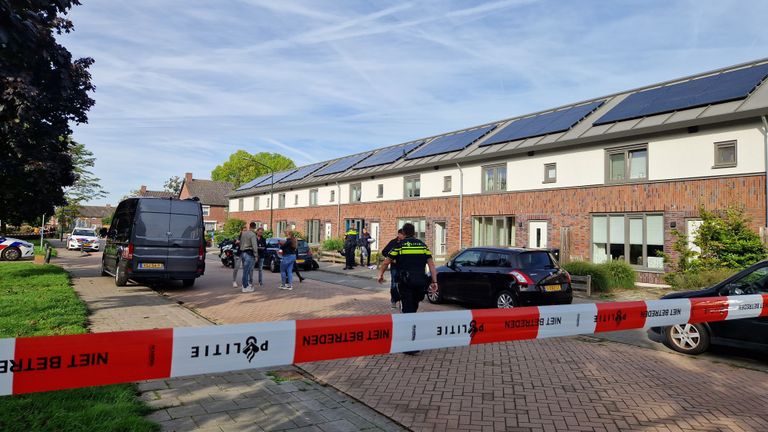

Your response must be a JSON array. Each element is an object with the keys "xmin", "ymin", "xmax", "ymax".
[
  {"xmin": 377, "ymin": 223, "xmax": 437, "ymax": 355},
  {"xmin": 381, "ymin": 229, "xmax": 405, "ymax": 309},
  {"xmin": 359, "ymin": 227, "xmax": 373, "ymax": 267},
  {"xmin": 232, "ymin": 226, "xmax": 252, "ymax": 289},
  {"xmin": 255, "ymin": 227, "xmax": 267, "ymax": 287},
  {"xmin": 343, "ymin": 226, "xmax": 358, "ymax": 270},
  {"xmin": 279, "ymin": 230, "xmax": 298, "ymax": 290},
  {"xmin": 239, "ymin": 222, "xmax": 258, "ymax": 293}
]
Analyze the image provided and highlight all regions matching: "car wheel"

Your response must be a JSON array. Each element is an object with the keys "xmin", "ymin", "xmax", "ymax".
[
  {"xmin": 495, "ymin": 291, "xmax": 517, "ymax": 309},
  {"xmin": 1, "ymin": 247, "xmax": 21, "ymax": 261},
  {"xmin": 182, "ymin": 279, "xmax": 195, "ymax": 288},
  {"xmin": 427, "ymin": 282, "xmax": 443, "ymax": 304},
  {"xmin": 664, "ymin": 323, "xmax": 710, "ymax": 355},
  {"xmin": 100, "ymin": 258, "xmax": 109, "ymax": 276},
  {"xmin": 114, "ymin": 260, "xmax": 129, "ymax": 287},
  {"xmin": 269, "ymin": 258, "xmax": 279, "ymax": 273}
]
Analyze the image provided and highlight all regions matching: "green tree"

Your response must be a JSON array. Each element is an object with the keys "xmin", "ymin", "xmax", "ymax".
[
  {"xmin": 164, "ymin": 175, "xmax": 183, "ymax": 196},
  {"xmin": 0, "ymin": 0, "xmax": 95, "ymax": 226},
  {"xmin": 211, "ymin": 151, "xmax": 295, "ymax": 188},
  {"xmin": 694, "ymin": 206, "xmax": 767, "ymax": 270},
  {"xmin": 221, "ymin": 218, "xmax": 246, "ymax": 239},
  {"xmin": 54, "ymin": 140, "xmax": 106, "ymax": 234}
]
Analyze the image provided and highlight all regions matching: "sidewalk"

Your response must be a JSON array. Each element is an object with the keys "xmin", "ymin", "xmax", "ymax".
[
  {"xmin": 316, "ymin": 260, "xmax": 381, "ymax": 281},
  {"xmin": 55, "ymin": 249, "xmax": 406, "ymax": 432}
]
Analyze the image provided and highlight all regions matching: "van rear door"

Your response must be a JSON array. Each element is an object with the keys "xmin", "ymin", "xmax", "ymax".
[
  {"xmin": 133, "ymin": 199, "xmax": 172, "ymax": 272},
  {"xmin": 167, "ymin": 200, "xmax": 203, "ymax": 275}
]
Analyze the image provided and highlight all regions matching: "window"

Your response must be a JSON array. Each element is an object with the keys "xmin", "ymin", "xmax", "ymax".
[
  {"xmin": 481, "ymin": 251, "xmax": 512, "ymax": 267},
  {"xmin": 330, "ymin": 190, "xmax": 335, "ymax": 202},
  {"xmin": 276, "ymin": 220, "xmax": 288, "ymax": 236},
  {"xmin": 722, "ymin": 266, "xmax": 768, "ymax": 294},
  {"xmin": 607, "ymin": 145, "xmax": 647, "ymax": 182},
  {"xmin": 714, "ymin": 140, "xmax": 737, "ymax": 168},
  {"xmin": 266, "ymin": 198, "xmax": 270, "ymax": 208},
  {"xmin": 350, "ymin": 183, "xmax": 362, "ymax": 203},
  {"xmin": 453, "ymin": 250, "xmax": 482, "ymax": 267},
  {"xmin": 238, "ymin": 198, "xmax": 244, "ymax": 212},
  {"xmin": 294, "ymin": 194, "xmax": 298, "ymax": 205},
  {"xmin": 482, "ymin": 164, "xmax": 507, "ymax": 192},
  {"xmin": 544, "ymin": 163, "xmax": 557, "ymax": 183},
  {"xmin": 377, "ymin": 184, "xmax": 383, "ymax": 198},
  {"xmin": 309, "ymin": 189, "xmax": 318, "ymax": 206},
  {"xmin": 516, "ymin": 251, "xmax": 554, "ymax": 270},
  {"xmin": 204, "ymin": 221, "xmax": 216, "ymax": 232},
  {"xmin": 397, "ymin": 218, "xmax": 426, "ymax": 241},
  {"xmin": 443, "ymin": 176, "xmax": 452, "ymax": 192},
  {"xmin": 306, "ymin": 220, "xmax": 321, "ymax": 245},
  {"xmin": 255, "ymin": 197, "xmax": 260, "ymax": 210},
  {"xmin": 404, "ymin": 175, "xmax": 421, "ymax": 198},
  {"xmin": 345, "ymin": 219, "xmax": 365, "ymax": 234},
  {"xmin": 472, "ymin": 216, "xmax": 515, "ymax": 247},
  {"xmin": 592, "ymin": 213, "xmax": 664, "ymax": 269},
  {"xmin": 202, "ymin": 205, "xmax": 210, "ymax": 216},
  {"xmin": 278, "ymin": 193, "xmax": 286, "ymax": 209}
]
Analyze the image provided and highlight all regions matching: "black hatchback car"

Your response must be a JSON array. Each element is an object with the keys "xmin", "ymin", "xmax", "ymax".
[
  {"xmin": 429, "ymin": 247, "xmax": 572, "ymax": 308},
  {"xmin": 262, "ymin": 237, "xmax": 315, "ymax": 272},
  {"xmin": 648, "ymin": 260, "xmax": 768, "ymax": 355}
]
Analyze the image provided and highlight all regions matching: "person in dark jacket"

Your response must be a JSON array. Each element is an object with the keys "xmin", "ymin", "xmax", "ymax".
[
  {"xmin": 381, "ymin": 229, "xmax": 404, "ymax": 308},
  {"xmin": 255, "ymin": 227, "xmax": 267, "ymax": 287},
  {"xmin": 359, "ymin": 228, "xmax": 373, "ymax": 267},
  {"xmin": 343, "ymin": 227, "xmax": 358, "ymax": 270},
  {"xmin": 278, "ymin": 230, "xmax": 298, "ymax": 290}
]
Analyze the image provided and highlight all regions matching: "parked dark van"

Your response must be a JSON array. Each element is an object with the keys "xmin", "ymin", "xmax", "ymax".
[{"xmin": 99, "ymin": 197, "xmax": 206, "ymax": 287}]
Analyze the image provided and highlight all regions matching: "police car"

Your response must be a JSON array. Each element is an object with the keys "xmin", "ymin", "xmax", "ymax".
[
  {"xmin": 0, "ymin": 236, "xmax": 35, "ymax": 261},
  {"xmin": 67, "ymin": 228, "xmax": 100, "ymax": 251}
]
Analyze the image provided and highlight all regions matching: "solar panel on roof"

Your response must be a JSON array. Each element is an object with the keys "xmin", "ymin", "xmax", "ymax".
[
  {"xmin": 353, "ymin": 141, "xmax": 423, "ymax": 169},
  {"xmin": 594, "ymin": 63, "xmax": 768, "ymax": 125},
  {"xmin": 259, "ymin": 169, "xmax": 298, "ymax": 185},
  {"xmin": 236, "ymin": 173, "xmax": 272, "ymax": 191},
  {"xmin": 278, "ymin": 162, "xmax": 327, "ymax": 183},
  {"xmin": 313, "ymin": 152, "xmax": 374, "ymax": 176},
  {"xmin": 480, "ymin": 101, "xmax": 604, "ymax": 147},
  {"xmin": 405, "ymin": 125, "xmax": 497, "ymax": 160}
]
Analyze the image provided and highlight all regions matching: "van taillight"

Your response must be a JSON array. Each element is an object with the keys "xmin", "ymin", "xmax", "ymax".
[
  {"xmin": 509, "ymin": 270, "xmax": 534, "ymax": 286},
  {"xmin": 198, "ymin": 244, "xmax": 205, "ymax": 261},
  {"xmin": 122, "ymin": 243, "xmax": 134, "ymax": 260}
]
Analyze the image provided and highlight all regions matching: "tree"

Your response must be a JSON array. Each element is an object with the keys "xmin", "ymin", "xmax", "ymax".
[
  {"xmin": 164, "ymin": 175, "xmax": 183, "ymax": 196},
  {"xmin": 55, "ymin": 140, "xmax": 106, "ymax": 233},
  {"xmin": 694, "ymin": 206, "xmax": 767, "ymax": 270},
  {"xmin": 0, "ymin": 1, "xmax": 95, "ymax": 226},
  {"xmin": 211, "ymin": 151, "xmax": 296, "ymax": 188}
]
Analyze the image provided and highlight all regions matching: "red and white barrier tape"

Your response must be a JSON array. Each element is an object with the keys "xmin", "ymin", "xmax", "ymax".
[{"xmin": 1, "ymin": 295, "xmax": 766, "ymax": 396}]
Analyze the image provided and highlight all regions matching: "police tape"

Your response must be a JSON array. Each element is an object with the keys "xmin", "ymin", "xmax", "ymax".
[{"xmin": 1, "ymin": 294, "xmax": 766, "ymax": 396}]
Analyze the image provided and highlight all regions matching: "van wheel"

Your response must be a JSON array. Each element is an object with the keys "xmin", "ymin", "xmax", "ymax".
[
  {"xmin": 269, "ymin": 259, "xmax": 279, "ymax": 273},
  {"xmin": 182, "ymin": 279, "xmax": 195, "ymax": 288},
  {"xmin": 114, "ymin": 260, "xmax": 129, "ymax": 287}
]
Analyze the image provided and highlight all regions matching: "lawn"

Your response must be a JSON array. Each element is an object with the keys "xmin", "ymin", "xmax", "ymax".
[
  {"xmin": 28, "ymin": 238, "xmax": 58, "ymax": 258},
  {"xmin": 0, "ymin": 263, "xmax": 158, "ymax": 432}
]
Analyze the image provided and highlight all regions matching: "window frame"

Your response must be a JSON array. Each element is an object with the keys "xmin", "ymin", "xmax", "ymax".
[
  {"xmin": 377, "ymin": 184, "xmax": 383, "ymax": 198},
  {"xmin": 543, "ymin": 163, "xmax": 557, "ymax": 184},
  {"xmin": 713, "ymin": 140, "xmax": 737, "ymax": 169},
  {"xmin": 590, "ymin": 212, "xmax": 665, "ymax": 271},
  {"xmin": 605, "ymin": 144, "xmax": 648, "ymax": 184},
  {"xmin": 443, "ymin": 176, "xmax": 452, "ymax": 192},
  {"xmin": 309, "ymin": 189, "xmax": 318, "ymax": 206},
  {"xmin": 472, "ymin": 216, "xmax": 515, "ymax": 247},
  {"xmin": 349, "ymin": 183, "xmax": 362, "ymax": 203},
  {"xmin": 397, "ymin": 218, "xmax": 426, "ymax": 241},
  {"xmin": 278, "ymin": 193, "xmax": 286, "ymax": 209},
  {"xmin": 481, "ymin": 164, "xmax": 507, "ymax": 193},
  {"xmin": 330, "ymin": 190, "xmax": 335, "ymax": 203},
  {"xmin": 237, "ymin": 198, "xmax": 244, "ymax": 212},
  {"xmin": 255, "ymin": 197, "xmax": 260, "ymax": 210},
  {"xmin": 306, "ymin": 219, "xmax": 321, "ymax": 245},
  {"xmin": 294, "ymin": 194, "xmax": 299, "ymax": 206},
  {"xmin": 201, "ymin": 205, "xmax": 211, "ymax": 216},
  {"xmin": 403, "ymin": 175, "xmax": 421, "ymax": 199}
]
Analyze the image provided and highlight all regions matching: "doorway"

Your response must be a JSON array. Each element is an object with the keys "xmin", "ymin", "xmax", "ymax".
[
  {"xmin": 434, "ymin": 222, "xmax": 447, "ymax": 256},
  {"xmin": 370, "ymin": 222, "xmax": 380, "ymax": 250},
  {"xmin": 528, "ymin": 220, "xmax": 548, "ymax": 249}
]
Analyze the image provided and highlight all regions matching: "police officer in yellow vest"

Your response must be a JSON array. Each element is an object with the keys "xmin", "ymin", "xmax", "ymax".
[{"xmin": 343, "ymin": 227, "xmax": 358, "ymax": 270}]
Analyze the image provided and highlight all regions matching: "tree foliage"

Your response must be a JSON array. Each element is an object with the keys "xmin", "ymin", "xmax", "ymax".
[
  {"xmin": 0, "ymin": 0, "xmax": 95, "ymax": 225},
  {"xmin": 164, "ymin": 175, "xmax": 183, "ymax": 196},
  {"xmin": 211, "ymin": 151, "xmax": 296, "ymax": 188},
  {"xmin": 221, "ymin": 218, "xmax": 246, "ymax": 239}
]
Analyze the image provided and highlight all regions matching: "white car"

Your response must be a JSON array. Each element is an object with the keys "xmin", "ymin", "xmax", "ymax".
[
  {"xmin": 0, "ymin": 236, "xmax": 35, "ymax": 261},
  {"xmin": 68, "ymin": 228, "xmax": 100, "ymax": 251}
]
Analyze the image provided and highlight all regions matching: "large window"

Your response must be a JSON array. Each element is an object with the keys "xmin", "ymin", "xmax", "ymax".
[
  {"xmin": 482, "ymin": 164, "xmax": 507, "ymax": 192},
  {"xmin": 404, "ymin": 175, "xmax": 421, "ymax": 198},
  {"xmin": 397, "ymin": 218, "xmax": 426, "ymax": 241},
  {"xmin": 309, "ymin": 189, "xmax": 318, "ymax": 206},
  {"xmin": 350, "ymin": 183, "xmax": 362, "ymax": 203},
  {"xmin": 278, "ymin": 193, "xmax": 286, "ymax": 209},
  {"xmin": 607, "ymin": 145, "xmax": 647, "ymax": 183},
  {"xmin": 714, "ymin": 140, "xmax": 737, "ymax": 168},
  {"xmin": 592, "ymin": 213, "xmax": 664, "ymax": 269},
  {"xmin": 472, "ymin": 216, "xmax": 515, "ymax": 247},
  {"xmin": 306, "ymin": 219, "xmax": 321, "ymax": 245}
]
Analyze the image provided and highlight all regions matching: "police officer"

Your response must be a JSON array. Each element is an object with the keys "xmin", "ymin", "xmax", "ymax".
[
  {"xmin": 378, "ymin": 223, "xmax": 437, "ymax": 313},
  {"xmin": 381, "ymin": 228, "xmax": 405, "ymax": 309},
  {"xmin": 343, "ymin": 226, "xmax": 358, "ymax": 270}
]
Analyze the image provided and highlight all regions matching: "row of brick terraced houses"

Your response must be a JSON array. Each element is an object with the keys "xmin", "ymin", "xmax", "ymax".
[{"xmin": 226, "ymin": 59, "xmax": 768, "ymax": 283}]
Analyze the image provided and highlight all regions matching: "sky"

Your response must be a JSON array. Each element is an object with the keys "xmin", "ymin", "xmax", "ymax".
[{"xmin": 58, "ymin": 0, "xmax": 768, "ymax": 204}]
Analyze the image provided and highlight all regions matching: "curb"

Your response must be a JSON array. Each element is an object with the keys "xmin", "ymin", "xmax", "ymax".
[{"xmin": 316, "ymin": 264, "xmax": 380, "ymax": 281}]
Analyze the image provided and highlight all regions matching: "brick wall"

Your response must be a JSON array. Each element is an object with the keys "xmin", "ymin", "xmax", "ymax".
[
  {"xmin": 230, "ymin": 174, "xmax": 766, "ymax": 283},
  {"xmin": 206, "ymin": 206, "xmax": 228, "ymax": 228}
]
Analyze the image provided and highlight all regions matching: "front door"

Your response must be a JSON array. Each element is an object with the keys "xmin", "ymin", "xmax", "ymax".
[
  {"xmin": 528, "ymin": 221, "xmax": 548, "ymax": 249},
  {"xmin": 434, "ymin": 222, "xmax": 447, "ymax": 256},
  {"xmin": 370, "ymin": 222, "xmax": 380, "ymax": 251},
  {"xmin": 324, "ymin": 222, "xmax": 332, "ymax": 240}
]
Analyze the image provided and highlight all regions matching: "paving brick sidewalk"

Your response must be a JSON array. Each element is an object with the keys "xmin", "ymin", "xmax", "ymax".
[{"xmin": 55, "ymin": 248, "xmax": 406, "ymax": 432}]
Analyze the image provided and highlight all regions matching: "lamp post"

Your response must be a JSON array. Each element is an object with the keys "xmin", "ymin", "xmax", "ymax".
[{"xmin": 254, "ymin": 161, "xmax": 274, "ymax": 231}]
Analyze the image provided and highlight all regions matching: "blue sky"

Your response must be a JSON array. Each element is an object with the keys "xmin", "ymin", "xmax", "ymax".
[{"xmin": 59, "ymin": 0, "xmax": 768, "ymax": 204}]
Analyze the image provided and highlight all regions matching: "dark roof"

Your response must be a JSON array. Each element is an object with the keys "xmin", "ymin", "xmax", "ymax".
[
  {"xmin": 139, "ymin": 190, "xmax": 175, "ymax": 198},
  {"xmin": 184, "ymin": 179, "xmax": 233, "ymax": 206},
  {"xmin": 77, "ymin": 205, "xmax": 114, "ymax": 218}
]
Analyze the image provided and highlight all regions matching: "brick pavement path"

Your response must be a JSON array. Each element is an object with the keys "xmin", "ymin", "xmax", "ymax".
[
  {"xmin": 54, "ymin": 248, "xmax": 406, "ymax": 432},
  {"xmin": 157, "ymin": 257, "xmax": 768, "ymax": 432}
]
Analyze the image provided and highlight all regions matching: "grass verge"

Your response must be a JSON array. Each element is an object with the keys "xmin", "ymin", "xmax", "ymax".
[
  {"xmin": 29, "ymin": 238, "xmax": 58, "ymax": 258},
  {"xmin": 0, "ymin": 263, "xmax": 157, "ymax": 432}
]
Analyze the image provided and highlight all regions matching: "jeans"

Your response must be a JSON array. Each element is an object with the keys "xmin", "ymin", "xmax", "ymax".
[
  {"xmin": 241, "ymin": 252, "xmax": 255, "ymax": 288},
  {"xmin": 390, "ymin": 268, "xmax": 400, "ymax": 303},
  {"xmin": 255, "ymin": 256, "xmax": 264, "ymax": 285},
  {"xmin": 280, "ymin": 254, "xmax": 296, "ymax": 285},
  {"xmin": 232, "ymin": 256, "xmax": 253, "ymax": 285}
]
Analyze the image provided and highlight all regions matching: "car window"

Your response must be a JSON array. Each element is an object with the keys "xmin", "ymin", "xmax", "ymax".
[
  {"xmin": 724, "ymin": 266, "xmax": 768, "ymax": 294},
  {"xmin": 170, "ymin": 215, "xmax": 200, "ymax": 240},
  {"xmin": 73, "ymin": 229, "xmax": 95, "ymax": 236},
  {"xmin": 481, "ymin": 252, "xmax": 511, "ymax": 267},
  {"xmin": 453, "ymin": 250, "xmax": 482, "ymax": 267},
  {"xmin": 516, "ymin": 251, "xmax": 554, "ymax": 269},
  {"xmin": 135, "ymin": 212, "xmax": 170, "ymax": 239}
]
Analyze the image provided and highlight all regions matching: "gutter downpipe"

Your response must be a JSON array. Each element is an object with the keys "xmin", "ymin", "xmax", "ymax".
[
  {"xmin": 456, "ymin": 163, "xmax": 464, "ymax": 250},
  {"xmin": 336, "ymin": 182, "xmax": 341, "ymax": 237},
  {"xmin": 762, "ymin": 116, "xmax": 768, "ymax": 235}
]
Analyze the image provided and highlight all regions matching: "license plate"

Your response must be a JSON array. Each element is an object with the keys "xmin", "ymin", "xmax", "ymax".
[
  {"xmin": 138, "ymin": 263, "xmax": 164, "ymax": 269},
  {"xmin": 296, "ymin": 259, "xmax": 305, "ymax": 264},
  {"xmin": 83, "ymin": 243, "xmax": 92, "ymax": 247},
  {"xmin": 544, "ymin": 284, "xmax": 561, "ymax": 292}
]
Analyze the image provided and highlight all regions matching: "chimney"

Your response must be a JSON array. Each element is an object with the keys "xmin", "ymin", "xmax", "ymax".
[
  {"xmin": 140, "ymin": 185, "xmax": 147, "ymax": 195},
  {"xmin": 185, "ymin": 172, "xmax": 193, "ymax": 183}
]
